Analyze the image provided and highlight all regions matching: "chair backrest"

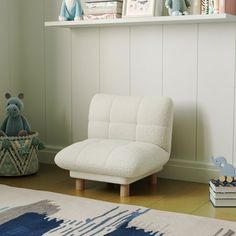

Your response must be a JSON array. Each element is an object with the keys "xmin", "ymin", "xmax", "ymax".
[{"xmin": 88, "ymin": 94, "xmax": 174, "ymax": 152}]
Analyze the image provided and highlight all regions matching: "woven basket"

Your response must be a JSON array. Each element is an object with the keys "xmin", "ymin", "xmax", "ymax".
[{"xmin": 0, "ymin": 132, "xmax": 42, "ymax": 176}]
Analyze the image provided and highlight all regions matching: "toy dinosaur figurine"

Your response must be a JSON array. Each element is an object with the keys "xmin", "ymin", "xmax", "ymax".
[
  {"xmin": 59, "ymin": 0, "xmax": 83, "ymax": 21},
  {"xmin": 165, "ymin": 0, "xmax": 191, "ymax": 15},
  {"xmin": 0, "ymin": 93, "xmax": 31, "ymax": 137},
  {"xmin": 211, "ymin": 156, "xmax": 236, "ymax": 183}
]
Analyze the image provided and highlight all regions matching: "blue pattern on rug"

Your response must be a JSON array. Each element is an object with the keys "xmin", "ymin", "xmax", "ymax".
[
  {"xmin": 106, "ymin": 221, "xmax": 158, "ymax": 236},
  {"xmin": 0, "ymin": 201, "xmax": 163, "ymax": 235},
  {"xmin": 0, "ymin": 212, "xmax": 63, "ymax": 236},
  {"xmin": 105, "ymin": 209, "xmax": 156, "ymax": 236}
]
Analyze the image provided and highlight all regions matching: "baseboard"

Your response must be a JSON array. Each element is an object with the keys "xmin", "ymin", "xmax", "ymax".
[
  {"xmin": 38, "ymin": 145, "xmax": 61, "ymax": 164},
  {"xmin": 39, "ymin": 146, "xmax": 219, "ymax": 183},
  {"xmin": 158, "ymin": 159, "xmax": 219, "ymax": 183}
]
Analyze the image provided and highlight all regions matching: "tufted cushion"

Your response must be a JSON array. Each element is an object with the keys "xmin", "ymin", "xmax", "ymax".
[
  {"xmin": 55, "ymin": 139, "xmax": 169, "ymax": 178},
  {"xmin": 88, "ymin": 94, "xmax": 173, "ymax": 152}
]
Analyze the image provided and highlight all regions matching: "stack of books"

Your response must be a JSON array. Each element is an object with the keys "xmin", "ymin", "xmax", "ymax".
[
  {"xmin": 201, "ymin": 0, "xmax": 236, "ymax": 15},
  {"xmin": 83, "ymin": 0, "xmax": 123, "ymax": 20},
  {"xmin": 209, "ymin": 179, "xmax": 236, "ymax": 207}
]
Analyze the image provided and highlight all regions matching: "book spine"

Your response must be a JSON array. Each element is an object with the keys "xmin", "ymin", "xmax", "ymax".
[
  {"xmin": 85, "ymin": 1, "xmax": 122, "ymax": 8},
  {"xmin": 219, "ymin": 0, "xmax": 225, "ymax": 13},
  {"xmin": 83, "ymin": 13, "xmax": 121, "ymax": 19},
  {"xmin": 201, "ymin": 0, "xmax": 209, "ymax": 14},
  {"xmin": 191, "ymin": 0, "xmax": 201, "ymax": 14},
  {"xmin": 85, "ymin": 0, "xmax": 123, "ymax": 3},
  {"xmin": 219, "ymin": 0, "xmax": 236, "ymax": 14},
  {"xmin": 84, "ymin": 8, "xmax": 122, "ymax": 14},
  {"xmin": 210, "ymin": 187, "xmax": 236, "ymax": 199},
  {"xmin": 208, "ymin": 0, "xmax": 219, "ymax": 14},
  {"xmin": 209, "ymin": 0, "xmax": 214, "ymax": 14},
  {"xmin": 214, "ymin": 0, "xmax": 219, "ymax": 13}
]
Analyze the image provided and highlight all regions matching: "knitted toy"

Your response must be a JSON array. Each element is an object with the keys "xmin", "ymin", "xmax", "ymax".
[
  {"xmin": 59, "ymin": 0, "xmax": 83, "ymax": 21},
  {"xmin": 0, "ymin": 93, "xmax": 31, "ymax": 137},
  {"xmin": 165, "ymin": 0, "xmax": 191, "ymax": 15}
]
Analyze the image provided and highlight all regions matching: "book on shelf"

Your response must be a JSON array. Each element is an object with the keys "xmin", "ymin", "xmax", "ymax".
[
  {"xmin": 219, "ymin": 0, "xmax": 236, "ymax": 15},
  {"xmin": 83, "ymin": 0, "xmax": 123, "ymax": 19},
  {"xmin": 84, "ymin": 8, "xmax": 122, "ymax": 15},
  {"xmin": 201, "ymin": 0, "xmax": 236, "ymax": 15},
  {"xmin": 191, "ymin": 0, "xmax": 201, "ymax": 15},
  {"xmin": 209, "ymin": 179, "xmax": 236, "ymax": 193},
  {"xmin": 85, "ymin": 1, "xmax": 122, "ymax": 8},
  {"xmin": 85, "ymin": 0, "xmax": 123, "ymax": 2},
  {"xmin": 209, "ymin": 187, "xmax": 236, "ymax": 199},
  {"xmin": 83, "ymin": 13, "xmax": 121, "ymax": 20},
  {"xmin": 209, "ymin": 0, "xmax": 219, "ymax": 14},
  {"xmin": 201, "ymin": 0, "xmax": 209, "ymax": 14}
]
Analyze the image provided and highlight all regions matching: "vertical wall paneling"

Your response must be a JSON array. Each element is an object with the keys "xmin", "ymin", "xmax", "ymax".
[
  {"xmin": 234, "ymin": 24, "xmax": 236, "ymax": 166},
  {"xmin": 100, "ymin": 27, "xmax": 130, "ymax": 95},
  {"xmin": 163, "ymin": 24, "xmax": 198, "ymax": 161},
  {"xmin": 0, "ymin": 0, "xmax": 10, "ymax": 119},
  {"xmin": 130, "ymin": 25, "xmax": 163, "ymax": 96},
  {"xmin": 71, "ymin": 28, "xmax": 100, "ymax": 142},
  {"xmin": 197, "ymin": 23, "xmax": 235, "ymax": 163},
  {"xmin": 45, "ymin": 0, "xmax": 72, "ymax": 147}
]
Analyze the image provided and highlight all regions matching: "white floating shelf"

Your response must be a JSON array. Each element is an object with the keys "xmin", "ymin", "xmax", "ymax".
[{"xmin": 45, "ymin": 14, "xmax": 236, "ymax": 28}]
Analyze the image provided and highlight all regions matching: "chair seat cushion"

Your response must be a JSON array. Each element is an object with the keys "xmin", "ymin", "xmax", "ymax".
[{"xmin": 55, "ymin": 139, "xmax": 169, "ymax": 179}]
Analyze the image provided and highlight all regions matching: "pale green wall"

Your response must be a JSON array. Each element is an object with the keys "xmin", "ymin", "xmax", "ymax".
[{"xmin": 0, "ymin": 0, "xmax": 21, "ymax": 121}]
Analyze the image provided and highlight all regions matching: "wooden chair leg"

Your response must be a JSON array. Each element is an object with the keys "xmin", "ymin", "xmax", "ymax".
[
  {"xmin": 120, "ymin": 184, "xmax": 130, "ymax": 197},
  {"xmin": 151, "ymin": 173, "xmax": 157, "ymax": 185},
  {"xmin": 76, "ymin": 179, "xmax": 85, "ymax": 191}
]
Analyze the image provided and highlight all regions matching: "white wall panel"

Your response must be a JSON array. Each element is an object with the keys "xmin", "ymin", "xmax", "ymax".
[
  {"xmin": 71, "ymin": 28, "xmax": 99, "ymax": 142},
  {"xmin": 163, "ymin": 24, "xmax": 198, "ymax": 161},
  {"xmin": 130, "ymin": 25, "xmax": 163, "ymax": 96},
  {"xmin": 234, "ymin": 66, "xmax": 236, "ymax": 166},
  {"xmin": 197, "ymin": 23, "xmax": 235, "ymax": 163},
  {"xmin": 100, "ymin": 27, "xmax": 130, "ymax": 95},
  {"xmin": 234, "ymin": 33, "xmax": 236, "ymax": 166}
]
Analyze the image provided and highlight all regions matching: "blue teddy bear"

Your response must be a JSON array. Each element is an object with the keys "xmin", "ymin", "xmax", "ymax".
[
  {"xmin": 59, "ymin": 0, "xmax": 83, "ymax": 21},
  {"xmin": 0, "ymin": 93, "xmax": 31, "ymax": 137}
]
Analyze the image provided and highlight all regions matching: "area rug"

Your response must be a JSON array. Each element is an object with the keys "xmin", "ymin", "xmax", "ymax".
[{"xmin": 0, "ymin": 184, "xmax": 235, "ymax": 236}]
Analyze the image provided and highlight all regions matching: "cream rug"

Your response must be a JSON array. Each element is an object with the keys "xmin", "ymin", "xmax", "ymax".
[{"xmin": 0, "ymin": 184, "xmax": 235, "ymax": 236}]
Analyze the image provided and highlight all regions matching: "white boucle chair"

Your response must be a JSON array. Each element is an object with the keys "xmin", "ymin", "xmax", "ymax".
[{"xmin": 55, "ymin": 94, "xmax": 174, "ymax": 197}]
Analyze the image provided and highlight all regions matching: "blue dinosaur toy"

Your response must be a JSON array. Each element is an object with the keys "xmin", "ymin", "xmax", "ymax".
[
  {"xmin": 0, "ymin": 93, "xmax": 31, "ymax": 137},
  {"xmin": 211, "ymin": 156, "xmax": 236, "ymax": 183},
  {"xmin": 59, "ymin": 0, "xmax": 83, "ymax": 21}
]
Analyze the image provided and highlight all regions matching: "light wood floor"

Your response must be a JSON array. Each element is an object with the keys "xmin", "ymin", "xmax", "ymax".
[{"xmin": 0, "ymin": 163, "xmax": 236, "ymax": 222}]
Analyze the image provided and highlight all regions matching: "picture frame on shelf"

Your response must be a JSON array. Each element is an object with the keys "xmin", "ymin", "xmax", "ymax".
[{"xmin": 122, "ymin": 0, "xmax": 156, "ymax": 17}]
